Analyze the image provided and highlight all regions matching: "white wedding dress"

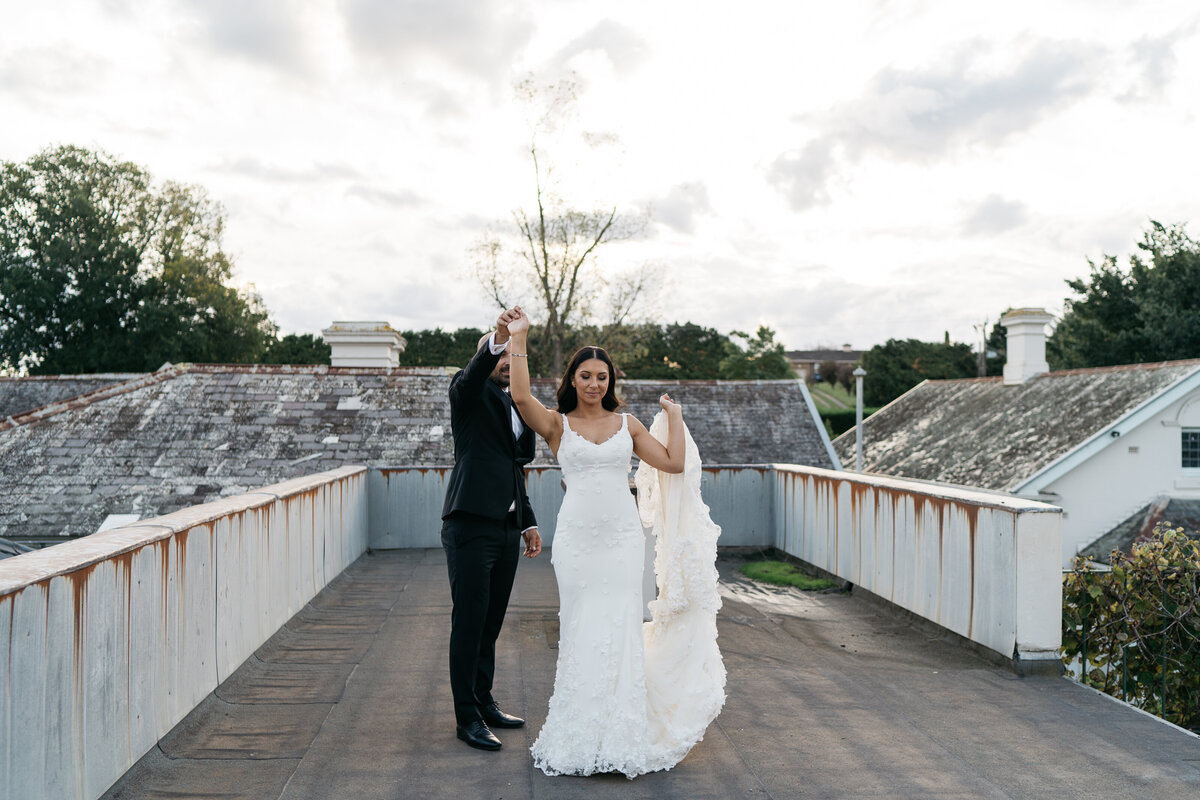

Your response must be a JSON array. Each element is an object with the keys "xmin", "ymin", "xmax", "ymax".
[{"xmin": 530, "ymin": 412, "xmax": 726, "ymax": 778}]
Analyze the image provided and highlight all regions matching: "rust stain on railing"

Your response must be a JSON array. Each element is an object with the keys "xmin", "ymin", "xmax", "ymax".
[
  {"xmin": 65, "ymin": 561, "xmax": 100, "ymax": 743},
  {"xmin": 776, "ymin": 468, "xmax": 993, "ymax": 633},
  {"xmin": 378, "ymin": 466, "xmax": 451, "ymax": 479},
  {"xmin": 3, "ymin": 592, "xmax": 13, "ymax": 668},
  {"xmin": 964, "ymin": 505, "xmax": 980, "ymax": 637},
  {"xmin": 701, "ymin": 465, "xmax": 772, "ymax": 474}
]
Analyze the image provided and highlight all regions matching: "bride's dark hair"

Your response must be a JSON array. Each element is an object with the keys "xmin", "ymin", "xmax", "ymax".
[{"xmin": 556, "ymin": 346, "xmax": 620, "ymax": 413}]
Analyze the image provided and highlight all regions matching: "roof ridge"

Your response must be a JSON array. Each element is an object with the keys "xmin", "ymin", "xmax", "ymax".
[
  {"xmin": 921, "ymin": 358, "xmax": 1200, "ymax": 386},
  {"xmin": 0, "ymin": 365, "xmax": 187, "ymax": 432},
  {"xmin": 923, "ymin": 375, "xmax": 1004, "ymax": 385},
  {"xmin": 1041, "ymin": 358, "xmax": 1200, "ymax": 377},
  {"xmin": 184, "ymin": 363, "xmax": 448, "ymax": 376},
  {"xmin": 0, "ymin": 372, "xmax": 145, "ymax": 382}
]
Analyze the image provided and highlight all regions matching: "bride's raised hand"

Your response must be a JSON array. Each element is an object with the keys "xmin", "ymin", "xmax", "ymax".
[
  {"xmin": 659, "ymin": 393, "xmax": 682, "ymax": 415},
  {"xmin": 508, "ymin": 306, "xmax": 531, "ymax": 336}
]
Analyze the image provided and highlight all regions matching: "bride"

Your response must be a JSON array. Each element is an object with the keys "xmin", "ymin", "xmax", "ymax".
[{"xmin": 504, "ymin": 307, "xmax": 725, "ymax": 778}]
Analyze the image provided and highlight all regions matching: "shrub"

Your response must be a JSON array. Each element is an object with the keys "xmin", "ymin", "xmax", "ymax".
[{"xmin": 1062, "ymin": 523, "xmax": 1200, "ymax": 731}]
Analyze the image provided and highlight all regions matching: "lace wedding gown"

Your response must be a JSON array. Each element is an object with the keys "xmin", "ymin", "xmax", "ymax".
[{"xmin": 530, "ymin": 412, "xmax": 725, "ymax": 778}]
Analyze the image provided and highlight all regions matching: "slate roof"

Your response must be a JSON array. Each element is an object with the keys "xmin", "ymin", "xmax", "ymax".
[
  {"xmin": 0, "ymin": 374, "xmax": 140, "ymax": 418},
  {"xmin": 1081, "ymin": 497, "xmax": 1200, "ymax": 561},
  {"xmin": 831, "ymin": 360, "xmax": 1200, "ymax": 492},
  {"xmin": 786, "ymin": 349, "xmax": 863, "ymax": 363},
  {"xmin": 0, "ymin": 365, "xmax": 833, "ymax": 542},
  {"xmin": 547, "ymin": 378, "xmax": 832, "ymax": 467}
]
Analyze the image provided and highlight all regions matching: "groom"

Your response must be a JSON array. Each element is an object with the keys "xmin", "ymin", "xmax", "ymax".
[{"xmin": 441, "ymin": 307, "xmax": 543, "ymax": 751}]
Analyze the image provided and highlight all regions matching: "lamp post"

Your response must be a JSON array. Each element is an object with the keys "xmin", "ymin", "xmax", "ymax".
[{"xmin": 853, "ymin": 367, "xmax": 867, "ymax": 472}]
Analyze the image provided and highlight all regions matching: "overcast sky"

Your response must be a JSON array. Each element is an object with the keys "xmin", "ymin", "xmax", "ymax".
[{"xmin": 3, "ymin": 0, "xmax": 1198, "ymax": 353}]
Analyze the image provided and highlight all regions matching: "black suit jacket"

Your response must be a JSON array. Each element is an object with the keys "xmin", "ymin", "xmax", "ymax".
[{"xmin": 440, "ymin": 341, "xmax": 538, "ymax": 529}]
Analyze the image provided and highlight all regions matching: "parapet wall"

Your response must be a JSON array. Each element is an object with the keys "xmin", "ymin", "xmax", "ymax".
[
  {"xmin": 368, "ymin": 463, "xmax": 1062, "ymax": 665},
  {"xmin": 0, "ymin": 466, "xmax": 369, "ymax": 800},
  {"xmin": 366, "ymin": 465, "xmax": 775, "ymax": 549},
  {"xmin": 772, "ymin": 465, "xmax": 1062, "ymax": 666}
]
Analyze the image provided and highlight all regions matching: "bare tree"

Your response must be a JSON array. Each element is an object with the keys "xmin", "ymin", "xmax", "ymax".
[{"xmin": 473, "ymin": 75, "xmax": 653, "ymax": 376}]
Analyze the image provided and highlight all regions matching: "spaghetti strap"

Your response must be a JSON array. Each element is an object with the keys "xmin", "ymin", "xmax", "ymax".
[{"xmin": 561, "ymin": 413, "xmax": 572, "ymax": 433}]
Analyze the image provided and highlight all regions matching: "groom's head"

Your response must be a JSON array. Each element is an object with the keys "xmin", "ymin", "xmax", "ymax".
[{"xmin": 478, "ymin": 332, "xmax": 512, "ymax": 387}]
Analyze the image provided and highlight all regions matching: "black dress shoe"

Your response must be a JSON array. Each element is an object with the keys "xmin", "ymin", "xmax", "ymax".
[
  {"xmin": 481, "ymin": 702, "xmax": 525, "ymax": 728},
  {"xmin": 456, "ymin": 720, "xmax": 501, "ymax": 751}
]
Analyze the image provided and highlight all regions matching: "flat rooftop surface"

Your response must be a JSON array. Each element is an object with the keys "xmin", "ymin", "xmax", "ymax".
[{"xmin": 104, "ymin": 549, "xmax": 1200, "ymax": 800}]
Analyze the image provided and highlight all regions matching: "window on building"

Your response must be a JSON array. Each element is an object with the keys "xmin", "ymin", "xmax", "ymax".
[{"xmin": 1183, "ymin": 429, "xmax": 1200, "ymax": 469}]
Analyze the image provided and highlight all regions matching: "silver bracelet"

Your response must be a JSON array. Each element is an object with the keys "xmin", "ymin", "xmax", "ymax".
[{"xmin": 511, "ymin": 353, "xmax": 528, "ymax": 358}]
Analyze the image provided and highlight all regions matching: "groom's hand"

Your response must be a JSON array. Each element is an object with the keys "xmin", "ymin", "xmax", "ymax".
[
  {"xmin": 507, "ymin": 306, "xmax": 530, "ymax": 336},
  {"xmin": 496, "ymin": 307, "xmax": 521, "ymax": 345},
  {"xmin": 522, "ymin": 527, "xmax": 542, "ymax": 558}
]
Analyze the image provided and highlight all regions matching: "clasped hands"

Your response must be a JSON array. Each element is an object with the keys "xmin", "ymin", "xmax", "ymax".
[
  {"xmin": 497, "ymin": 306, "xmax": 530, "ymax": 338},
  {"xmin": 522, "ymin": 527, "xmax": 542, "ymax": 558}
]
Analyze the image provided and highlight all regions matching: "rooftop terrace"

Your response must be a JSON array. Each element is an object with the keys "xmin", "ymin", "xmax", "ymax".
[
  {"xmin": 103, "ymin": 549, "xmax": 1200, "ymax": 800},
  {"xmin": 2, "ymin": 463, "xmax": 1197, "ymax": 799}
]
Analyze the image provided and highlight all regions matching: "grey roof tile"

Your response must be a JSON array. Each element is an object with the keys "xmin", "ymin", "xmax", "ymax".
[
  {"xmin": 0, "ymin": 374, "xmax": 142, "ymax": 417},
  {"xmin": 832, "ymin": 360, "xmax": 1200, "ymax": 491},
  {"xmin": 1, "ymin": 364, "xmax": 830, "ymax": 542}
]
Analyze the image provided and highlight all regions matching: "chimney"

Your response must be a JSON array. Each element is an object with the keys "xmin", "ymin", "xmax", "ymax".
[
  {"xmin": 321, "ymin": 321, "xmax": 406, "ymax": 368},
  {"xmin": 1000, "ymin": 308, "xmax": 1053, "ymax": 385}
]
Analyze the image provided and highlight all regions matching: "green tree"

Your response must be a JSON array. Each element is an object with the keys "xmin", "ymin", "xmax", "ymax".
[
  {"xmin": 586, "ymin": 321, "xmax": 728, "ymax": 380},
  {"xmin": 718, "ymin": 326, "xmax": 795, "ymax": 380},
  {"xmin": 1049, "ymin": 221, "xmax": 1200, "ymax": 369},
  {"xmin": 859, "ymin": 338, "xmax": 977, "ymax": 407},
  {"xmin": 984, "ymin": 314, "xmax": 1009, "ymax": 376},
  {"xmin": 818, "ymin": 359, "xmax": 838, "ymax": 385},
  {"xmin": 0, "ymin": 145, "xmax": 274, "ymax": 373},
  {"xmin": 835, "ymin": 363, "xmax": 855, "ymax": 393},
  {"xmin": 655, "ymin": 322, "xmax": 729, "ymax": 379},
  {"xmin": 396, "ymin": 327, "xmax": 487, "ymax": 368},
  {"xmin": 262, "ymin": 333, "xmax": 331, "ymax": 365}
]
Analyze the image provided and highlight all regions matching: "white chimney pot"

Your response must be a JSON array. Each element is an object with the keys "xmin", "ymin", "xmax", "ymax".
[
  {"xmin": 1000, "ymin": 308, "xmax": 1054, "ymax": 385},
  {"xmin": 322, "ymin": 321, "xmax": 405, "ymax": 368}
]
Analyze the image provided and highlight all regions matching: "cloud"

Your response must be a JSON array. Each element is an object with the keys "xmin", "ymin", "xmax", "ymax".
[
  {"xmin": 838, "ymin": 38, "xmax": 1101, "ymax": 158},
  {"xmin": 960, "ymin": 194, "xmax": 1028, "ymax": 236},
  {"xmin": 182, "ymin": 0, "xmax": 314, "ymax": 73},
  {"xmin": 345, "ymin": 184, "xmax": 422, "ymax": 208},
  {"xmin": 549, "ymin": 20, "xmax": 649, "ymax": 75},
  {"xmin": 652, "ymin": 182, "xmax": 712, "ymax": 234},
  {"xmin": 212, "ymin": 158, "xmax": 363, "ymax": 184},
  {"xmin": 358, "ymin": 235, "xmax": 402, "ymax": 257},
  {"xmin": 769, "ymin": 37, "xmax": 1103, "ymax": 211},
  {"xmin": 0, "ymin": 47, "xmax": 109, "ymax": 99},
  {"xmin": 339, "ymin": 0, "xmax": 534, "ymax": 82},
  {"xmin": 1121, "ymin": 23, "xmax": 1196, "ymax": 102},
  {"xmin": 767, "ymin": 140, "xmax": 836, "ymax": 213}
]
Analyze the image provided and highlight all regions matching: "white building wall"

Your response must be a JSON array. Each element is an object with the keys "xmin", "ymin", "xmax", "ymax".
[{"xmin": 1042, "ymin": 387, "xmax": 1200, "ymax": 565}]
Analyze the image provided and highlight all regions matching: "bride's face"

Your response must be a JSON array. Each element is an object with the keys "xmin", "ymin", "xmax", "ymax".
[{"xmin": 572, "ymin": 358, "xmax": 610, "ymax": 405}]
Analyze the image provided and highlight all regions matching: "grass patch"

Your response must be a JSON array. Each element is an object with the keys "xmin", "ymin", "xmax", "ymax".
[
  {"xmin": 739, "ymin": 560, "xmax": 839, "ymax": 591},
  {"xmin": 808, "ymin": 382, "xmax": 855, "ymax": 412}
]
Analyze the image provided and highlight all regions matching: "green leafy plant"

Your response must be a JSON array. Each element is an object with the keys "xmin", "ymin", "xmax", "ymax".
[{"xmin": 1062, "ymin": 523, "xmax": 1200, "ymax": 731}]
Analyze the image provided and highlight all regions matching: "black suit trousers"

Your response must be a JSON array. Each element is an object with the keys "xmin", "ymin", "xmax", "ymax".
[{"xmin": 441, "ymin": 511, "xmax": 522, "ymax": 726}]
